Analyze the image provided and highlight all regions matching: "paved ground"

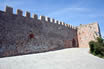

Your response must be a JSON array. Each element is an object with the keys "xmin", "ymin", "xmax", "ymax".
[{"xmin": 0, "ymin": 48, "xmax": 104, "ymax": 69}]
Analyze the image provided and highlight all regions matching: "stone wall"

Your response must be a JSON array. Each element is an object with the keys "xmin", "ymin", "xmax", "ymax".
[
  {"xmin": 77, "ymin": 23, "xmax": 101, "ymax": 48},
  {"xmin": 0, "ymin": 6, "xmax": 78, "ymax": 57}
]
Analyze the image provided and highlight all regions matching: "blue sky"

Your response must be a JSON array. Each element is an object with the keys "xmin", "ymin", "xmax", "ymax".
[{"xmin": 0, "ymin": 0, "xmax": 104, "ymax": 37}]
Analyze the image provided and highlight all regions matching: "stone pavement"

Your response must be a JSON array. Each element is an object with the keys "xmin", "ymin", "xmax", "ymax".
[{"xmin": 0, "ymin": 48, "xmax": 104, "ymax": 69}]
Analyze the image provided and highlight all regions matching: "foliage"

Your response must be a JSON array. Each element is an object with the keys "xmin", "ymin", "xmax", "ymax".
[{"xmin": 89, "ymin": 37, "xmax": 104, "ymax": 58}]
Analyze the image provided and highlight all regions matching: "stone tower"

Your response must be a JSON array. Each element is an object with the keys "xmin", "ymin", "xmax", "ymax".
[{"xmin": 77, "ymin": 22, "xmax": 101, "ymax": 48}]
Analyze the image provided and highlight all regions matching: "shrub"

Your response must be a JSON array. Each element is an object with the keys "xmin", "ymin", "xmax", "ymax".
[
  {"xmin": 89, "ymin": 37, "xmax": 104, "ymax": 58},
  {"xmin": 89, "ymin": 41, "xmax": 95, "ymax": 53}
]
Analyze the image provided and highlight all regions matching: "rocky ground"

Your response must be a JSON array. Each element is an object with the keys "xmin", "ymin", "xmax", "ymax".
[{"xmin": 0, "ymin": 48, "xmax": 104, "ymax": 69}]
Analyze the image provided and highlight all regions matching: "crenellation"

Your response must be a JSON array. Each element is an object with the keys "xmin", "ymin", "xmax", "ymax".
[
  {"xmin": 64, "ymin": 24, "xmax": 67, "ymax": 27},
  {"xmin": 73, "ymin": 26, "xmax": 76, "ymax": 29},
  {"xmin": 67, "ymin": 24, "xmax": 70, "ymax": 28},
  {"xmin": 57, "ymin": 21, "xmax": 61, "ymax": 24},
  {"xmin": 16, "ymin": 9, "xmax": 23, "ymax": 16},
  {"xmin": 72, "ymin": 26, "xmax": 74, "ymax": 29},
  {"xmin": 66, "ymin": 24, "xmax": 69, "ymax": 27},
  {"xmin": 73, "ymin": 27, "xmax": 76, "ymax": 29},
  {"xmin": 54, "ymin": 20, "xmax": 57, "ymax": 23},
  {"xmin": 40, "ymin": 16, "xmax": 46, "ymax": 21},
  {"xmin": 68, "ymin": 24, "xmax": 70, "ymax": 27},
  {"xmin": 71, "ymin": 26, "xmax": 73, "ymax": 29},
  {"xmin": 67, "ymin": 24, "xmax": 69, "ymax": 27},
  {"xmin": 52, "ymin": 18, "xmax": 55, "ymax": 23},
  {"xmin": 47, "ymin": 17, "xmax": 51, "ymax": 22},
  {"xmin": 59, "ymin": 21, "xmax": 62, "ymax": 25},
  {"xmin": 32, "ymin": 14, "xmax": 38, "ymax": 20},
  {"xmin": 70, "ymin": 25, "xmax": 72, "ymax": 29},
  {"xmin": 25, "ymin": 11, "xmax": 31, "ymax": 17},
  {"xmin": 62, "ymin": 22, "xmax": 65, "ymax": 25},
  {"xmin": 5, "ymin": 6, "xmax": 13, "ymax": 14},
  {"xmin": 75, "ymin": 27, "xmax": 77, "ymax": 29},
  {"xmin": 56, "ymin": 20, "xmax": 59, "ymax": 24},
  {"xmin": 67, "ymin": 24, "xmax": 70, "ymax": 27}
]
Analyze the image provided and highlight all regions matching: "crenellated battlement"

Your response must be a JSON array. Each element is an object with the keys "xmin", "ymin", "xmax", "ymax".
[{"xmin": 2, "ymin": 6, "xmax": 77, "ymax": 30}]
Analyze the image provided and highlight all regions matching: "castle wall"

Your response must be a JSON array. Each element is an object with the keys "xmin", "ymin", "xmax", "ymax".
[
  {"xmin": 0, "ymin": 6, "xmax": 78, "ymax": 57},
  {"xmin": 77, "ymin": 23, "xmax": 101, "ymax": 48}
]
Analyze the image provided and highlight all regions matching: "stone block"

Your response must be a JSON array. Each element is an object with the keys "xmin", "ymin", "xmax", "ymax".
[
  {"xmin": 5, "ymin": 6, "xmax": 13, "ymax": 14},
  {"xmin": 16, "ymin": 9, "xmax": 23, "ymax": 16}
]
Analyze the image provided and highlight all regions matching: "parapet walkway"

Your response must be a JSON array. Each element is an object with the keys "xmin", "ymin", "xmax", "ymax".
[{"xmin": 0, "ymin": 48, "xmax": 104, "ymax": 69}]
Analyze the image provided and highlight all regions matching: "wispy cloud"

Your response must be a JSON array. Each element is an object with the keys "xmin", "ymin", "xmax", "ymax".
[
  {"xmin": 47, "ymin": 7, "xmax": 89, "ymax": 17},
  {"xmin": 47, "ymin": 7, "xmax": 104, "ymax": 19},
  {"xmin": 88, "ymin": 14, "xmax": 104, "ymax": 18}
]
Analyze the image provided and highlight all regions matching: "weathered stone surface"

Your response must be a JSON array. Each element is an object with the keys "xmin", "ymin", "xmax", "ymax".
[
  {"xmin": 77, "ymin": 23, "xmax": 101, "ymax": 48},
  {"xmin": 0, "ymin": 10, "xmax": 77, "ymax": 57},
  {"xmin": 0, "ymin": 6, "xmax": 101, "ymax": 57}
]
